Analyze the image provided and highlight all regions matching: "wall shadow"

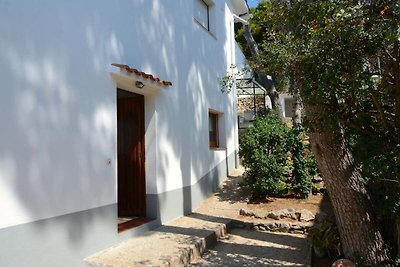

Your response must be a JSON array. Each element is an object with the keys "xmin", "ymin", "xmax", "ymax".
[{"xmin": 0, "ymin": 2, "xmax": 246, "ymax": 266}]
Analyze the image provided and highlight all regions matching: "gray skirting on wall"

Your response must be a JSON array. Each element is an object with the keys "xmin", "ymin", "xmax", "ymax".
[{"xmin": 0, "ymin": 151, "xmax": 237, "ymax": 267}]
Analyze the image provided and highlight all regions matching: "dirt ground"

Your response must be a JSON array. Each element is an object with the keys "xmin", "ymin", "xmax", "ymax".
[
  {"xmin": 241, "ymin": 189, "xmax": 336, "ymax": 267},
  {"xmin": 199, "ymin": 168, "xmax": 337, "ymax": 267},
  {"xmin": 247, "ymin": 194, "xmax": 332, "ymax": 215}
]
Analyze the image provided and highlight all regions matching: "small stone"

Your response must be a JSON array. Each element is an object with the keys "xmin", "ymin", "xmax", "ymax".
[
  {"xmin": 331, "ymin": 259, "xmax": 355, "ymax": 267},
  {"xmin": 267, "ymin": 211, "xmax": 281, "ymax": 220},
  {"xmin": 239, "ymin": 208, "xmax": 259, "ymax": 218},
  {"xmin": 239, "ymin": 208, "xmax": 247, "ymax": 216},
  {"xmin": 299, "ymin": 209, "xmax": 315, "ymax": 222},
  {"xmin": 299, "ymin": 222, "xmax": 313, "ymax": 230},
  {"xmin": 291, "ymin": 230, "xmax": 304, "ymax": 234},
  {"xmin": 281, "ymin": 208, "xmax": 298, "ymax": 220},
  {"xmin": 277, "ymin": 222, "xmax": 290, "ymax": 232},
  {"xmin": 291, "ymin": 224, "xmax": 302, "ymax": 230},
  {"xmin": 252, "ymin": 211, "xmax": 265, "ymax": 219},
  {"xmin": 264, "ymin": 222, "xmax": 277, "ymax": 230},
  {"xmin": 313, "ymin": 175, "xmax": 323, "ymax": 182},
  {"xmin": 267, "ymin": 208, "xmax": 297, "ymax": 220}
]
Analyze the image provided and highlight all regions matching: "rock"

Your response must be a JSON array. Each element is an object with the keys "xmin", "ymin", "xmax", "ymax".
[
  {"xmin": 281, "ymin": 208, "xmax": 298, "ymax": 220},
  {"xmin": 277, "ymin": 222, "xmax": 290, "ymax": 232},
  {"xmin": 258, "ymin": 226, "xmax": 266, "ymax": 231},
  {"xmin": 299, "ymin": 222, "xmax": 314, "ymax": 230},
  {"xmin": 313, "ymin": 174, "xmax": 323, "ymax": 182},
  {"xmin": 290, "ymin": 224, "xmax": 302, "ymax": 231},
  {"xmin": 299, "ymin": 209, "xmax": 315, "ymax": 222},
  {"xmin": 263, "ymin": 222, "xmax": 277, "ymax": 230},
  {"xmin": 267, "ymin": 211, "xmax": 281, "ymax": 220},
  {"xmin": 239, "ymin": 208, "xmax": 267, "ymax": 219},
  {"xmin": 253, "ymin": 211, "xmax": 267, "ymax": 219},
  {"xmin": 291, "ymin": 230, "xmax": 304, "ymax": 234},
  {"xmin": 239, "ymin": 208, "xmax": 256, "ymax": 217},
  {"xmin": 331, "ymin": 259, "xmax": 355, "ymax": 267},
  {"xmin": 267, "ymin": 208, "xmax": 298, "ymax": 220},
  {"xmin": 239, "ymin": 208, "xmax": 247, "ymax": 216}
]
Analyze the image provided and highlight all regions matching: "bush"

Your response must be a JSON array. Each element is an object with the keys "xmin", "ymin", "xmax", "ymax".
[
  {"xmin": 240, "ymin": 113, "xmax": 317, "ymax": 198},
  {"xmin": 291, "ymin": 129, "xmax": 313, "ymax": 198},
  {"xmin": 240, "ymin": 113, "xmax": 293, "ymax": 196}
]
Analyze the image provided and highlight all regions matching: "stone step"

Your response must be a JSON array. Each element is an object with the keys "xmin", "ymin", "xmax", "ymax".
[{"xmin": 84, "ymin": 215, "xmax": 232, "ymax": 267}]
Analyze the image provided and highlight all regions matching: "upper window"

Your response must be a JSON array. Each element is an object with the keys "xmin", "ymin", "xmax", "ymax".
[
  {"xmin": 209, "ymin": 112, "xmax": 219, "ymax": 148},
  {"xmin": 194, "ymin": 0, "xmax": 209, "ymax": 31},
  {"xmin": 194, "ymin": 0, "xmax": 215, "ymax": 35}
]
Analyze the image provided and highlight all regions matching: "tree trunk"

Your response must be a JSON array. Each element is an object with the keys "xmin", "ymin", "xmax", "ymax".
[
  {"xmin": 243, "ymin": 24, "xmax": 283, "ymax": 116},
  {"xmin": 292, "ymin": 92, "xmax": 302, "ymax": 129},
  {"xmin": 303, "ymin": 100, "xmax": 393, "ymax": 266}
]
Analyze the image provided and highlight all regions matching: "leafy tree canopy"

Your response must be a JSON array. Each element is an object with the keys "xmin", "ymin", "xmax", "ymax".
[{"xmin": 239, "ymin": 0, "xmax": 400, "ymax": 263}]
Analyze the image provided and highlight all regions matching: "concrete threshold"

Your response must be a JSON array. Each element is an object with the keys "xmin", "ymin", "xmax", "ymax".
[{"xmin": 84, "ymin": 215, "xmax": 232, "ymax": 267}]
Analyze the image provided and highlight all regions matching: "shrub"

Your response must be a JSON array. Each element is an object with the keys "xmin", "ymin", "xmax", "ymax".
[
  {"xmin": 240, "ymin": 113, "xmax": 293, "ymax": 196},
  {"xmin": 240, "ymin": 112, "xmax": 318, "ymax": 198},
  {"xmin": 291, "ymin": 129, "xmax": 313, "ymax": 198}
]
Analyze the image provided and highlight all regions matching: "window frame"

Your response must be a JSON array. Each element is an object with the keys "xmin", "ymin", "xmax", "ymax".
[
  {"xmin": 209, "ymin": 112, "xmax": 219, "ymax": 148},
  {"xmin": 194, "ymin": 0, "xmax": 215, "ymax": 35}
]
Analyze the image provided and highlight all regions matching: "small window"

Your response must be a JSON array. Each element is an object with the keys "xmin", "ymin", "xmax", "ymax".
[
  {"xmin": 209, "ymin": 112, "xmax": 219, "ymax": 148},
  {"xmin": 194, "ymin": 0, "xmax": 215, "ymax": 35},
  {"xmin": 194, "ymin": 0, "xmax": 209, "ymax": 31}
]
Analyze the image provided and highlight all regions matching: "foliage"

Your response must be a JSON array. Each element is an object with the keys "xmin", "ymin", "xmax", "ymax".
[
  {"xmin": 351, "ymin": 134, "xmax": 400, "ymax": 255},
  {"xmin": 291, "ymin": 128, "xmax": 313, "ymax": 198},
  {"xmin": 240, "ymin": 113, "xmax": 293, "ymax": 196},
  {"xmin": 309, "ymin": 215, "xmax": 341, "ymax": 259},
  {"xmin": 243, "ymin": 0, "xmax": 400, "ymax": 261},
  {"xmin": 240, "ymin": 112, "xmax": 316, "ymax": 198},
  {"xmin": 352, "ymin": 137, "xmax": 400, "ymax": 222}
]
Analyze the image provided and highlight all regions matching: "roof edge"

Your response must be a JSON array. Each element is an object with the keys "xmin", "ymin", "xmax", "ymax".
[
  {"xmin": 111, "ymin": 63, "xmax": 172, "ymax": 87},
  {"xmin": 230, "ymin": 0, "xmax": 249, "ymax": 16}
]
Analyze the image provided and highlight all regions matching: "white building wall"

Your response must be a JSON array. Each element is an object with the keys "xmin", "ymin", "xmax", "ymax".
[{"xmin": 0, "ymin": 0, "xmax": 245, "ymax": 230}]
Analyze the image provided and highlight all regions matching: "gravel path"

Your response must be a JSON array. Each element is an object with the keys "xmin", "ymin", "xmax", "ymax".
[
  {"xmin": 192, "ymin": 228, "xmax": 309, "ymax": 266},
  {"xmin": 191, "ymin": 167, "xmax": 311, "ymax": 267}
]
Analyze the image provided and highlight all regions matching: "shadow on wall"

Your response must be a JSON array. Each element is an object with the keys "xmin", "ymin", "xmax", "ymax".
[
  {"xmin": 138, "ymin": 0, "xmax": 236, "ymax": 218},
  {"xmin": 0, "ymin": 0, "xmax": 237, "ymax": 245},
  {"xmin": 0, "ymin": 0, "xmax": 141, "ymax": 242}
]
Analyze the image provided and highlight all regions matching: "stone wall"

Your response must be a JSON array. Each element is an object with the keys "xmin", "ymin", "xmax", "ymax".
[{"xmin": 237, "ymin": 96, "xmax": 266, "ymax": 113}]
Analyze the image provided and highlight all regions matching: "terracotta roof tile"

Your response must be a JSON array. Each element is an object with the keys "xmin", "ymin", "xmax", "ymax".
[{"xmin": 111, "ymin": 63, "xmax": 172, "ymax": 87}]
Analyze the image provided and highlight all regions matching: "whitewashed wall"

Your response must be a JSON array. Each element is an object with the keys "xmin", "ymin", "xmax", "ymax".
[{"xmin": 0, "ymin": 0, "xmax": 245, "ymax": 229}]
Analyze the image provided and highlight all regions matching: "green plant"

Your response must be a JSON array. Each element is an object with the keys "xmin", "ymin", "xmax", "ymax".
[
  {"xmin": 291, "ymin": 129, "xmax": 313, "ymax": 198},
  {"xmin": 240, "ymin": 112, "xmax": 293, "ymax": 197},
  {"xmin": 309, "ymin": 215, "xmax": 341, "ymax": 259},
  {"xmin": 240, "ymin": 112, "xmax": 318, "ymax": 198}
]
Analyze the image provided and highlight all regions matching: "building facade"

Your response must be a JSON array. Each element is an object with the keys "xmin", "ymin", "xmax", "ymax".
[{"xmin": 0, "ymin": 0, "xmax": 248, "ymax": 266}]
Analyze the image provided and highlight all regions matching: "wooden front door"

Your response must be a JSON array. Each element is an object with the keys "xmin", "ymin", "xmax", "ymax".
[{"xmin": 117, "ymin": 89, "xmax": 146, "ymax": 217}]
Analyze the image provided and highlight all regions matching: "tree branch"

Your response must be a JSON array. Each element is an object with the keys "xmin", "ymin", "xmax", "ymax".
[
  {"xmin": 341, "ymin": 120, "xmax": 377, "ymax": 138},
  {"xmin": 370, "ymin": 67, "xmax": 393, "ymax": 133},
  {"xmin": 243, "ymin": 24, "xmax": 284, "ymax": 116}
]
